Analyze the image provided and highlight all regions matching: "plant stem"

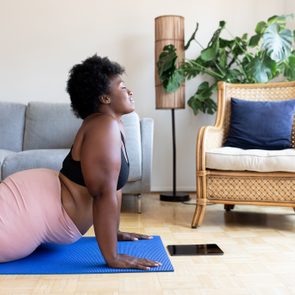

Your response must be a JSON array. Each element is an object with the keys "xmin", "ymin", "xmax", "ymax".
[
  {"xmin": 188, "ymin": 60, "xmax": 224, "ymax": 79},
  {"xmin": 194, "ymin": 39, "xmax": 205, "ymax": 49},
  {"xmin": 212, "ymin": 61, "xmax": 226, "ymax": 77}
]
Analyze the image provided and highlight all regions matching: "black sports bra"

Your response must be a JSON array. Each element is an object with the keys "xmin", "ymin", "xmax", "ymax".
[{"xmin": 60, "ymin": 133, "xmax": 129, "ymax": 191}]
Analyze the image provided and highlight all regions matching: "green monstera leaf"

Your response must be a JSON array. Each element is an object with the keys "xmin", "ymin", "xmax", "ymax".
[
  {"xmin": 245, "ymin": 55, "xmax": 277, "ymax": 83},
  {"xmin": 284, "ymin": 54, "xmax": 295, "ymax": 80},
  {"xmin": 157, "ymin": 44, "xmax": 177, "ymax": 82},
  {"xmin": 200, "ymin": 21, "xmax": 225, "ymax": 62},
  {"xmin": 157, "ymin": 44, "xmax": 185, "ymax": 92},
  {"xmin": 262, "ymin": 23, "xmax": 293, "ymax": 61},
  {"xmin": 165, "ymin": 68, "xmax": 185, "ymax": 92},
  {"xmin": 187, "ymin": 82, "xmax": 217, "ymax": 115}
]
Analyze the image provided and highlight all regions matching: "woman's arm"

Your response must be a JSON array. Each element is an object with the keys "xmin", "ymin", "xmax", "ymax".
[
  {"xmin": 116, "ymin": 190, "xmax": 152, "ymax": 241},
  {"xmin": 80, "ymin": 116, "xmax": 160, "ymax": 269},
  {"xmin": 93, "ymin": 187, "xmax": 159, "ymax": 269}
]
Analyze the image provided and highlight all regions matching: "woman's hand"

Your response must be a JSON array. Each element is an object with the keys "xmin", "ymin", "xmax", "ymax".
[
  {"xmin": 107, "ymin": 254, "xmax": 161, "ymax": 270},
  {"xmin": 117, "ymin": 231, "xmax": 153, "ymax": 241}
]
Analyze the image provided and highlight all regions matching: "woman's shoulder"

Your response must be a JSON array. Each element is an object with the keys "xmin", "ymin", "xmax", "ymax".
[
  {"xmin": 71, "ymin": 113, "xmax": 121, "ymax": 161},
  {"xmin": 83, "ymin": 113, "xmax": 116, "ymax": 126},
  {"xmin": 82, "ymin": 113, "xmax": 121, "ymax": 138}
]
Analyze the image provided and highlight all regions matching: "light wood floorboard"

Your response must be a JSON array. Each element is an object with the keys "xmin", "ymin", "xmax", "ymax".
[{"xmin": 1, "ymin": 193, "xmax": 295, "ymax": 295}]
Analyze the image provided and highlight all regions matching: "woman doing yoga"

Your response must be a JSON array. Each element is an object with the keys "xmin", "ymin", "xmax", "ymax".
[{"xmin": 0, "ymin": 55, "xmax": 161, "ymax": 270}]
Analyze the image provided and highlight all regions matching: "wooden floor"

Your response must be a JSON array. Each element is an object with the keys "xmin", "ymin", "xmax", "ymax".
[{"xmin": 1, "ymin": 193, "xmax": 295, "ymax": 295}]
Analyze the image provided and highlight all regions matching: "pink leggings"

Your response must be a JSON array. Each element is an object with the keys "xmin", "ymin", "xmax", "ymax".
[{"xmin": 0, "ymin": 169, "xmax": 82, "ymax": 263}]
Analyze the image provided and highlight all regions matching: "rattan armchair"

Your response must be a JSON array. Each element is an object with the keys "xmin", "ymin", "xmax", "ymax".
[{"xmin": 192, "ymin": 81, "xmax": 295, "ymax": 228}]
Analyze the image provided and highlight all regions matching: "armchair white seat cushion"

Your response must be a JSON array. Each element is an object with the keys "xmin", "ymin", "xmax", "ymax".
[{"xmin": 206, "ymin": 147, "xmax": 295, "ymax": 172}]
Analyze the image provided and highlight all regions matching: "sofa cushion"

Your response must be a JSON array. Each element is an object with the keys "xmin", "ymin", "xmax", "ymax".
[
  {"xmin": 1, "ymin": 149, "xmax": 69, "ymax": 180},
  {"xmin": 0, "ymin": 102, "xmax": 26, "ymax": 152},
  {"xmin": 3, "ymin": 112, "xmax": 142, "ymax": 182},
  {"xmin": 206, "ymin": 147, "xmax": 295, "ymax": 172},
  {"xmin": 121, "ymin": 112, "xmax": 142, "ymax": 181},
  {"xmin": 224, "ymin": 98, "xmax": 295, "ymax": 150},
  {"xmin": 23, "ymin": 102, "xmax": 82, "ymax": 150}
]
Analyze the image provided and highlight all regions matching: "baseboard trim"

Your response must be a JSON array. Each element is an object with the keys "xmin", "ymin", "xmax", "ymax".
[{"xmin": 151, "ymin": 186, "xmax": 195, "ymax": 192}]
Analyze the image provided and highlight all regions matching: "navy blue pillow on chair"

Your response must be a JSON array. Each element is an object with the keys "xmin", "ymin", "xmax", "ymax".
[{"xmin": 224, "ymin": 98, "xmax": 295, "ymax": 150}]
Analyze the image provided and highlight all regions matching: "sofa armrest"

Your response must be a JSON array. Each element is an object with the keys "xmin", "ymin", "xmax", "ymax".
[
  {"xmin": 1, "ymin": 149, "xmax": 69, "ymax": 180},
  {"xmin": 140, "ymin": 118, "xmax": 154, "ymax": 193}
]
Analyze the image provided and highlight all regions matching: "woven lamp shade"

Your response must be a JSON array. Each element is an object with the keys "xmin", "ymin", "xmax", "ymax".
[{"xmin": 155, "ymin": 15, "xmax": 185, "ymax": 109}]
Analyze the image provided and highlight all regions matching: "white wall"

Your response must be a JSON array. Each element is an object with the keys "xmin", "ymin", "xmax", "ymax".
[
  {"xmin": 285, "ymin": 0, "xmax": 295, "ymax": 23},
  {"xmin": 285, "ymin": 0, "xmax": 295, "ymax": 10},
  {"xmin": 0, "ymin": 0, "xmax": 289, "ymax": 191}
]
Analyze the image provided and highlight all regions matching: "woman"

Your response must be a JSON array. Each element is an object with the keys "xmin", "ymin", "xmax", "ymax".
[{"xmin": 0, "ymin": 55, "xmax": 161, "ymax": 270}]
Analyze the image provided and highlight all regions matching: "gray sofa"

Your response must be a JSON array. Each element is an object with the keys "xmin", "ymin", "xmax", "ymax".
[{"xmin": 0, "ymin": 101, "xmax": 154, "ymax": 213}]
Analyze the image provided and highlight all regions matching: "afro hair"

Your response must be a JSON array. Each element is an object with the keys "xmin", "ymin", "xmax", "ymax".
[{"xmin": 67, "ymin": 54, "xmax": 125, "ymax": 119}]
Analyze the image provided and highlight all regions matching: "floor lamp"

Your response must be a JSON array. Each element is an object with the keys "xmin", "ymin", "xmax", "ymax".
[{"xmin": 155, "ymin": 15, "xmax": 190, "ymax": 202}]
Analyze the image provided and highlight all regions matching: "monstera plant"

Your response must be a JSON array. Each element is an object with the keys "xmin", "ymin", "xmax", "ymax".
[{"xmin": 157, "ymin": 15, "xmax": 295, "ymax": 115}]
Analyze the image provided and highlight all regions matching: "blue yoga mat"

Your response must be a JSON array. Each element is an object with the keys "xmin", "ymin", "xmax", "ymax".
[{"xmin": 0, "ymin": 236, "xmax": 173, "ymax": 274}]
